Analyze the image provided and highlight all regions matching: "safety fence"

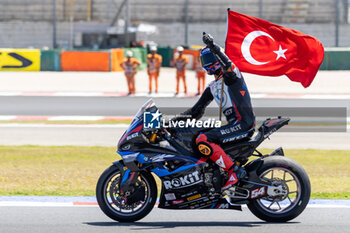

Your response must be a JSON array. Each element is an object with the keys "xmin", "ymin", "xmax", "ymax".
[{"xmin": 0, "ymin": 47, "xmax": 349, "ymax": 72}]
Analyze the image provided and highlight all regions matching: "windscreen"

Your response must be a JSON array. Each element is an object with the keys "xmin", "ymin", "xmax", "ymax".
[{"xmin": 126, "ymin": 99, "xmax": 155, "ymax": 132}]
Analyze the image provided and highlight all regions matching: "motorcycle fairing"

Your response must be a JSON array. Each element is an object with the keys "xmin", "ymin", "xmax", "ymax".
[
  {"xmin": 119, "ymin": 118, "xmax": 143, "ymax": 144},
  {"xmin": 156, "ymin": 161, "xmax": 240, "ymax": 210},
  {"xmin": 119, "ymin": 150, "xmax": 203, "ymax": 172},
  {"xmin": 117, "ymin": 151, "xmax": 236, "ymax": 210},
  {"xmin": 159, "ymin": 194, "xmax": 242, "ymax": 210}
]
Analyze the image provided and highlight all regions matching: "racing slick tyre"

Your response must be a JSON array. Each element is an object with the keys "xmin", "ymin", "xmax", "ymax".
[
  {"xmin": 96, "ymin": 165, "xmax": 157, "ymax": 222},
  {"xmin": 247, "ymin": 156, "xmax": 311, "ymax": 222}
]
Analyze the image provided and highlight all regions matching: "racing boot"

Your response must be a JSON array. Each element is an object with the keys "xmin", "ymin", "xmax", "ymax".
[{"xmin": 221, "ymin": 164, "xmax": 246, "ymax": 191}]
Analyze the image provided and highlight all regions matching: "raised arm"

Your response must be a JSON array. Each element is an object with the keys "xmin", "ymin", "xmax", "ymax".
[{"xmin": 202, "ymin": 32, "xmax": 240, "ymax": 85}]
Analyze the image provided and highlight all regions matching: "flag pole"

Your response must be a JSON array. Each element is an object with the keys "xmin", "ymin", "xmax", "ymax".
[
  {"xmin": 219, "ymin": 8, "xmax": 231, "ymax": 122},
  {"xmin": 219, "ymin": 77, "xmax": 224, "ymax": 121}
]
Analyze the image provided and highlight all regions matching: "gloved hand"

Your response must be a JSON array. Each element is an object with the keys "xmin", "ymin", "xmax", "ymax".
[
  {"xmin": 203, "ymin": 31, "xmax": 233, "ymax": 72},
  {"xmin": 202, "ymin": 32, "xmax": 221, "ymax": 54},
  {"xmin": 202, "ymin": 32, "xmax": 214, "ymax": 49}
]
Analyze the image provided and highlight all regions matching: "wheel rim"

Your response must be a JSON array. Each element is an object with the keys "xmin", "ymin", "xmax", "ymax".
[
  {"xmin": 257, "ymin": 167, "xmax": 302, "ymax": 214},
  {"xmin": 102, "ymin": 171, "xmax": 152, "ymax": 216}
]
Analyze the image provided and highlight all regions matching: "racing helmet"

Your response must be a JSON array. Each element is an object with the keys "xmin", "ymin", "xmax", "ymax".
[{"xmin": 200, "ymin": 47, "xmax": 221, "ymax": 75}]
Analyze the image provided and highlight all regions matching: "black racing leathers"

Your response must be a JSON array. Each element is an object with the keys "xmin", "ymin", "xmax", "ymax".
[{"xmin": 183, "ymin": 65, "xmax": 255, "ymax": 144}]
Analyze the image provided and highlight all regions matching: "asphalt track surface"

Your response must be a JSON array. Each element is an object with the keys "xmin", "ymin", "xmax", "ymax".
[
  {"xmin": 0, "ymin": 95, "xmax": 349, "ymax": 148},
  {"xmin": 1, "ymin": 95, "xmax": 348, "ymax": 232},
  {"xmin": 0, "ymin": 96, "xmax": 350, "ymax": 116},
  {"xmin": 1, "ymin": 206, "xmax": 349, "ymax": 233},
  {"xmin": 1, "ymin": 124, "xmax": 350, "ymax": 149}
]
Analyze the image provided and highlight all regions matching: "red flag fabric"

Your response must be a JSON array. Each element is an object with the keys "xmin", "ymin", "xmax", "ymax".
[{"xmin": 225, "ymin": 10, "xmax": 324, "ymax": 88}]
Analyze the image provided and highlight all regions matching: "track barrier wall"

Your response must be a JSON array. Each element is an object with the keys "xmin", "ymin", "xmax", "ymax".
[
  {"xmin": 61, "ymin": 51, "xmax": 110, "ymax": 71},
  {"xmin": 157, "ymin": 47, "xmax": 173, "ymax": 67},
  {"xmin": 320, "ymin": 48, "xmax": 350, "ymax": 70},
  {"xmin": 40, "ymin": 50, "xmax": 61, "ymax": 71},
  {"xmin": 0, "ymin": 47, "xmax": 349, "ymax": 71},
  {"xmin": 0, "ymin": 48, "xmax": 40, "ymax": 71},
  {"xmin": 111, "ymin": 48, "xmax": 124, "ymax": 72}
]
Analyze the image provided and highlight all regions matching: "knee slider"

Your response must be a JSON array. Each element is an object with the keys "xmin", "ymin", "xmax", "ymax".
[
  {"xmin": 196, "ymin": 134, "xmax": 213, "ymax": 157},
  {"xmin": 197, "ymin": 141, "xmax": 213, "ymax": 157}
]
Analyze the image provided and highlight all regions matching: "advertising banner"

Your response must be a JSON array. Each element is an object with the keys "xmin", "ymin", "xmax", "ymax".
[{"xmin": 0, "ymin": 49, "xmax": 41, "ymax": 71}]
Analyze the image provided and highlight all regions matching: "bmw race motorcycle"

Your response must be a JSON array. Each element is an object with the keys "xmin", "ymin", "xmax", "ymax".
[{"xmin": 96, "ymin": 99, "xmax": 311, "ymax": 222}]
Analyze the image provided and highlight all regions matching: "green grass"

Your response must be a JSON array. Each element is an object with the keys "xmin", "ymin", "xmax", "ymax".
[
  {"xmin": 0, "ymin": 146, "xmax": 119, "ymax": 196},
  {"xmin": 0, "ymin": 146, "xmax": 349, "ymax": 199},
  {"xmin": 311, "ymin": 192, "xmax": 350, "ymax": 199}
]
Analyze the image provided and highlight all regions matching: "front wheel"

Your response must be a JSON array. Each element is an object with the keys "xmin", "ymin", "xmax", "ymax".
[
  {"xmin": 247, "ymin": 156, "xmax": 311, "ymax": 222},
  {"xmin": 96, "ymin": 165, "xmax": 157, "ymax": 222}
]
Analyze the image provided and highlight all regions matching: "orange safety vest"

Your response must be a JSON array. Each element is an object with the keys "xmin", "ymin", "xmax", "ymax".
[
  {"xmin": 147, "ymin": 54, "xmax": 162, "ymax": 73},
  {"xmin": 121, "ymin": 58, "xmax": 140, "ymax": 75},
  {"xmin": 174, "ymin": 55, "xmax": 189, "ymax": 72}
]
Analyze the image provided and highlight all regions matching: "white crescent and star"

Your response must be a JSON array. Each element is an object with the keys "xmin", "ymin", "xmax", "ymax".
[
  {"xmin": 273, "ymin": 45, "xmax": 288, "ymax": 60},
  {"xmin": 240, "ymin": 30, "xmax": 288, "ymax": 65}
]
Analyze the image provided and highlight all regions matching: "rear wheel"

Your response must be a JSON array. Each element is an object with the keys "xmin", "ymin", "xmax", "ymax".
[
  {"xmin": 247, "ymin": 156, "xmax": 311, "ymax": 222},
  {"xmin": 96, "ymin": 165, "xmax": 157, "ymax": 222}
]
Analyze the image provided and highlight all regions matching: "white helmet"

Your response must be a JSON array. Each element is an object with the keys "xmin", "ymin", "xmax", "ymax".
[
  {"xmin": 126, "ymin": 50, "xmax": 133, "ymax": 57},
  {"xmin": 177, "ymin": 46, "xmax": 184, "ymax": 52},
  {"xmin": 150, "ymin": 45, "xmax": 157, "ymax": 51}
]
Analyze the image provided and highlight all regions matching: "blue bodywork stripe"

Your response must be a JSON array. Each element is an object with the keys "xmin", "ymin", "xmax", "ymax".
[
  {"xmin": 151, "ymin": 163, "xmax": 200, "ymax": 177},
  {"xmin": 136, "ymin": 153, "xmax": 146, "ymax": 164},
  {"xmin": 121, "ymin": 169, "xmax": 131, "ymax": 184},
  {"xmin": 118, "ymin": 151, "xmax": 136, "ymax": 156}
]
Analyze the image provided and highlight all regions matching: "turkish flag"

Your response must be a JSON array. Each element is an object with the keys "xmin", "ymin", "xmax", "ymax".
[{"xmin": 225, "ymin": 10, "xmax": 324, "ymax": 88}]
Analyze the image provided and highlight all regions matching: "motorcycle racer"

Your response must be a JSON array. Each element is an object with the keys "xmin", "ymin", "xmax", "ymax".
[{"xmin": 181, "ymin": 33, "xmax": 255, "ymax": 191}]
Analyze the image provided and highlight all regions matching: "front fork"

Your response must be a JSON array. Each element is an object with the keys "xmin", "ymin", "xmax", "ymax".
[
  {"xmin": 112, "ymin": 160, "xmax": 139, "ymax": 194},
  {"xmin": 120, "ymin": 170, "xmax": 139, "ymax": 193}
]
